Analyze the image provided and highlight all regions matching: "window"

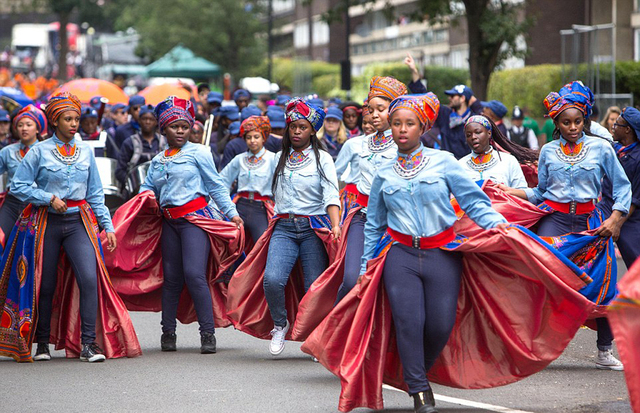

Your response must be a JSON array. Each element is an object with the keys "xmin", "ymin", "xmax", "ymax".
[
  {"xmin": 313, "ymin": 21, "xmax": 330, "ymax": 45},
  {"xmin": 635, "ymin": 29, "xmax": 640, "ymax": 61},
  {"xmin": 294, "ymin": 23, "xmax": 309, "ymax": 48}
]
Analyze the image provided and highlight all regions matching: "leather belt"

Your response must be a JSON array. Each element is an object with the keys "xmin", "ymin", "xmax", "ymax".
[
  {"xmin": 162, "ymin": 196, "xmax": 208, "ymax": 219},
  {"xmin": 387, "ymin": 227, "xmax": 456, "ymax": 249},
  {"xmin": 276, "ymin": 213, "xmax": 309, "ymax": 220},
  {"xmin": 237, "ymin": 191, "xmax": 271, "ymax": 202}
]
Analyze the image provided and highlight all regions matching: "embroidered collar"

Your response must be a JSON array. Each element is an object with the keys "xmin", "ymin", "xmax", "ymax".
[
  {"xmin": 50, "ymin": 135, "xmax": 81, "ymax": 165},
  {"xmin": 16, "ymin": 142, "xmax": 33, "ymax": 161},
  {"xmin": 159, "ymin": 143, "xmax": 188, "ymax": 164},
  {"xmin": 393, "ymin": 145, "xmax": 429, "ymax": 179},
  {"xmin": 368, "ymin": 129, "xmax": 394, "ymax": 153},
  {"xmin": 286, "ymin": 147, "xmax": 313, "ymax": 170},
  {"xmin": 467, "ymin": 148, "xmax": 498, "ymax": 172},
  {"xmin": 244, "ymin": 147, "xmax": 267, "ymax": 169},
  {"xmin": 556, "ymin": 134, "xmax": 589, "ymax": 164}
]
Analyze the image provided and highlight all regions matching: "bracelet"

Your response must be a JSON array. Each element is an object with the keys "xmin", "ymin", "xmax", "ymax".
[{"xmin": 50, "ymin": 195, "xmax": 56, "ymax": 206}]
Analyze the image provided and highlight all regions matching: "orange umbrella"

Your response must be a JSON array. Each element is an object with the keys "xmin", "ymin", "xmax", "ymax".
[
  {"xmin": 138, "ymin": 83, "xmax": 192, "ymax": 106},
  {"xmin": 54, "ymin": 78, "xmax": 129, "ymax": 105}
]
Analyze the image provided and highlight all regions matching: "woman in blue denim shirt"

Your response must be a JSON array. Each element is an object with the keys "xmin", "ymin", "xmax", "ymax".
[
  {"xmin": 263, "ymin": 98, "xmax": 341, "ymax": 356},
  {"xmin": 139, "ymin": 96, "xmax": 242, "ymax": 355},
  {"xmin": 362, "ymin": 94, "xmax": 508, "ymax": 413},
  {"xmin": 0, "ymin": 105, "xmax": 47, "ymax": 250},
  {"xmin": 502, "ymin": 81, "xmax": 631, "ymax": 371}
]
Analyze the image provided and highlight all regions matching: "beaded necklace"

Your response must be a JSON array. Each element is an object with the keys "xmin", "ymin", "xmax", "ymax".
[
  {"xmin": 555, "ymin": 140, "xmax": 589, "ymax": 164},
  {"xmin": 243, "ymin": 151, "xmax": 266, "ymax": 169},
  {"xmin": 51, "ymin": 142, "xmax": 80, "ymax": 165},
  {"xmin": 368, "ymin": 131, "xmax": 394, "ymax": 153},
  {"xmin": 393, "ymin": 149, "xmax": 429, "ymax": 179},
  {"xmin": 466, "ymin": 148, "xmax": 498, "ymax": 172},
  {"xmin": 285, "ymin": 150, "xmax": 312, "ymax": 171}
]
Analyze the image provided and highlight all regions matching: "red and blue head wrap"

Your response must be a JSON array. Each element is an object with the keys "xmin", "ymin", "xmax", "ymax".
[
  {"xmin": 388, "ymin": 93, "xmax": 440, "ymax": 130},
  {"xmin": 154, "ymin": 96, "xmax": 195, "ymax": 131},
  {"xmin": 45, "ymin": 92, "xmax": 81, "ymax": 124},
  {"xmin": 285, "ymin": 98, "xmax": 325, "ymax": 132},
  {"xmin": 544, "ymin": 80, "xmax": 594, "ymax": 120},
  {"xmin": 13, "ymin": 104, "xmax": 47, "ymax": 134},
  {"xmin": 240, "ymin": 116, "xmax": 271, "ymax": 140},
  {"xmin": 368, "ymin": 76, "xmax": 407, "ymax": 102},
  {"xmin": 465, "ymin": 114, "xmax": 492, "ymax": 131}
]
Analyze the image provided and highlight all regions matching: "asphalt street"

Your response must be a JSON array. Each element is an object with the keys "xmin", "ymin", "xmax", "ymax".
[{"xmin": 0, "ymin": 259, "xmax": 632, "ymax": 413}]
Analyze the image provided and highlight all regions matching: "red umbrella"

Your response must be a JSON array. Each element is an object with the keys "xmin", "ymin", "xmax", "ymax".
[
  {"xmin": 54, "ymin": 78, "xmax": 129, "ymax": 105},
  {"xmin": 138, "ymin": 83, "xmax": 192, "ymax": 106}
]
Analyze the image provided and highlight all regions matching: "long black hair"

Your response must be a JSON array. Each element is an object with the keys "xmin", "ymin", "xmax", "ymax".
[
  {"xmin": 484, "ymin": 117, "xmax": 540, "ymax": 164},
  {"xmin": 271, "ymin": 122, "xmax": 337, "ymax": 194}
]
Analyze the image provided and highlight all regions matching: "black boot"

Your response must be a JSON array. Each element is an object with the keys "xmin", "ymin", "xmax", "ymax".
[
  {"xmin": 161, "ymin": 332, "xmax": 177, "ymax": 351},
  {"xmin": 412, "ymin": 388, "xmax": 438, "ymax": 413},
  {"xmin": 200, "ymin": 332, "xmax": 216, "ymax": 354}
]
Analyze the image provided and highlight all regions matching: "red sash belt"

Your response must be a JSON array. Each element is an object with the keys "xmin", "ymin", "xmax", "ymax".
[
  {"xmin": 65, "ymin": 199, "xmax": 87, "ymax": 208},
  {"xmin": 343, "ymin": 183, "xmax": 359, "ymax": 196},
  {"xmin": 162, "ymin": 196, "xmax": 208, "ymax": 219},
  {"xmin": 277, "ymin": 213, "xmax": 310, "ymax": 220},
  {"xmin": 237, "ymin": 191, "xmax": 271, "ymax": 202},
  {"xmin": 545, "ymin": 200, "xmax": 595, "ymax": 215},
  {"xmin": 388, "ymin": 227, "xmax": 456, "ymax": 249},
  {"xmin": 356, "ymin": 192, "xmax": 369, "ymax": 207}
]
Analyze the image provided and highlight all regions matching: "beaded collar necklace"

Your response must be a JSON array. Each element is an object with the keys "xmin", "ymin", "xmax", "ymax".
[
  {"xmin": 368, "ymin": 131, "xmax": 394, "ymax": 153},
  {"xmin": 556, "ymin": 140, "xmax": 589, "ymax": 164},
  {"xmin": 466, "ymin": 148, "xmax": 498, "ymax": 172},
  {"xmin": 393, "ymin": 149, "xmax": 429, "ymax": 179},
  {"xmin": 159, "ymin": 147, "xmax": 186, "ymax": 164},
  {"xmin": 243, "ymin": 151, "xmax": 266, "ymax": 169},
  {"xmin": 286, "ymin": 149, "xmax": 312, "ymax": 170},
  {"xmin": 51, "ymin": 142, "xmax": 80, "ymax": 165}
]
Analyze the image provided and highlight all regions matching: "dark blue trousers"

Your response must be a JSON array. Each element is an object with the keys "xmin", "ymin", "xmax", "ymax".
[
  {"xmin": 161, "ymin": 218, "xmax": 214, "ymax": 334},
  {"xmin": 0, "ymin": 194, "xmax": 27, "ymax": 244},
  {"xmin": 537, "ymin": 211, "xmax": 614, "ymax": 350},
  {"xmin": 383, "ymin": 243, "xmax": 462, "ymax": 395},
  {"xmin": 335, "ymin": 211, "xmax": 366, "ymax": 304},
  {"xmin": 37, "ymin": 213, "xmax": 98, "ymax": 344},
  {"xmin": 236, "ymin": 197, "xmax": 270, "ymax": 243}
]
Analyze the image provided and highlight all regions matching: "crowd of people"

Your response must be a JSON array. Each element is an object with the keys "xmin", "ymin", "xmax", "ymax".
[{"xmin": 0, "ymin": 64, "xmax": 638, "ymax": 413}]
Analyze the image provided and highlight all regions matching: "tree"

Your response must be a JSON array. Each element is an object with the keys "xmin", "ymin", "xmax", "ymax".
[
  {"xmin": 325, "ymin": 0, "xmax": 532, "ymax": 100},
  {"xmin": 115, "ymin": 0, "xmax": 265, "ymax": 79}
]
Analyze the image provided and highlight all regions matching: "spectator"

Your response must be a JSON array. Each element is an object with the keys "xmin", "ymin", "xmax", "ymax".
[
  {"xmin": 508, "ymin": 106, "xmax": 539, "ymax": 149},
  {"xmin": 114, "ymin": 95, "xmax": 146, "ymax": 148}
]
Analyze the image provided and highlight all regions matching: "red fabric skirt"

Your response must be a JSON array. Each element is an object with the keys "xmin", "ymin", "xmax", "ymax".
[
  {"xmin": 301, "ymin": 226, "xmax": 595, "ymax": 411},
  {"xmin": 102, "ymin": 191, "xmax": 245, "ymax": 328}
]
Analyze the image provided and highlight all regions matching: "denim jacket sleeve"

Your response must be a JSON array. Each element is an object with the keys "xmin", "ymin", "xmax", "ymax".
[
  {"xmin": 360, "ymin": 173, "xmax": 388, "ymax": 274},
  {"xmin": 219, "ymin": 155, "xmax": 240, "ymax": 191},
  {"xmin": 196, "ymin": 147, "xmax": 238, "ymax": 218},
  {"xmin": 10, "ymin": 147, "xmax": 54, "ymax": 205},
  {"xmin": 85, "ymin": 154, "xmax": 115, "ymax": 232},
  {"xmin": 320, "ymin": 152, "xmax": 341, "ymax": 212},
  {"xmin": 524, "ymin": 146, "xmax": 548, "ymax": 204},
  {"xmin": 334, "ymin": 140, "xmax": 352, "ymax": 177}
]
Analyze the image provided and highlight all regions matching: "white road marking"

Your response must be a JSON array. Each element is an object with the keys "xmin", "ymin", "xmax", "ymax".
[{"xmin": 382, "ymin": 384, "xmax": 535, "ymax": 413}]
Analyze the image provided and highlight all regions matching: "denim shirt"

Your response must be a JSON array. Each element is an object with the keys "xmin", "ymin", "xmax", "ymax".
[
  {"xmin": 458, "ymin": 149, "xmax": 528, "ymax": 189},
  {"xmin": 0, "ymin": 142, "xmax": 33, "ymax": 184},
  {"xmin": 361, "ymin": 145, "xmax": 507, "ymax": 273},
  {"xmin": 356, "ymin": 129, "xmax": 397, "ymax": 196},
  {"xmin": 140, "ymin": 141, "xmax": 238, "ymax": 218},
  {"xmin": 334, "ymin": 135, "xmax": 365, "ymax": 184},
  {"xmin": 524, "ymin": 134, "xmax": 631, "ymax": 213},
  {"xmin": 273, "ymin": 147, "xmax": 340, "ymax": 216},
  {"xmin": 10, "ymin": 135, "xmax": 115, "ymax": 232},
  {"xmin": 220, "ymin": 148, "xmax": 276, "ymax": 197}
]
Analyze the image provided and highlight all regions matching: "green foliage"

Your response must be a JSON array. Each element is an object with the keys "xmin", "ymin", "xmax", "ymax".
[
  {"xmin": 487, "ymin": 65, "xmax": 564, "ymax": 118},
  {"xmin": 249, "ymin": 58, "xmax": 340, "ymax": 94},
  {"xmin": 115, "ymin": 0, "xmax": 265, "ymax": 78}
]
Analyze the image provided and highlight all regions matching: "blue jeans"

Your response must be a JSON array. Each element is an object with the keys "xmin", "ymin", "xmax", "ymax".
[
  {"xmin": 263, "ymin": 218, "xmax": 328, "ymax": 327},
  {"xmin": 236, "ymin": 197, "xmax": 270, "ymax": 243}
]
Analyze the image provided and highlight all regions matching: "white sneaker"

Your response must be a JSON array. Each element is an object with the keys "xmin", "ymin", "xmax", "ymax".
[
  {"xmin": 269, "ymin": 320, "xmax": 290, "ymax": 356},
  {"xmin": 596, "ymin": 349, "xmax": 624, "ymax": 371}
]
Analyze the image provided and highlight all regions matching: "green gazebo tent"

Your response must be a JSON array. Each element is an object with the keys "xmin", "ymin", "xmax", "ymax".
[{"xmin": 146, "ymin": 45, "xmax": 221, "ymax": 79}]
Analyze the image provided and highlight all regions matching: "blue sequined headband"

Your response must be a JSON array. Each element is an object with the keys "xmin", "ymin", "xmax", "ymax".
[{"xmin": 465, "ymin": 115, "xmax": 492, "ymax": 131}]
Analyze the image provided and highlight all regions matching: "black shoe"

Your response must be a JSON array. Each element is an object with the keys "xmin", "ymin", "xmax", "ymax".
[
  {"xmin": 33, "ymin": 343, "xmax": 51, "ymax": 361},
  {"xmin": 161, "ymin": 332, "xmax": 177, "ymax": 352},
  {"xmin": 412, "ymin": 388, "xmax": 438, "ymax": 413},
  {"xmin": 80, "ymin": 343, "xmax": 106, "ymax": 363},
  {"xmin": 200, "ymin": 332, "xmax": 216, "ymax": 354}
]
